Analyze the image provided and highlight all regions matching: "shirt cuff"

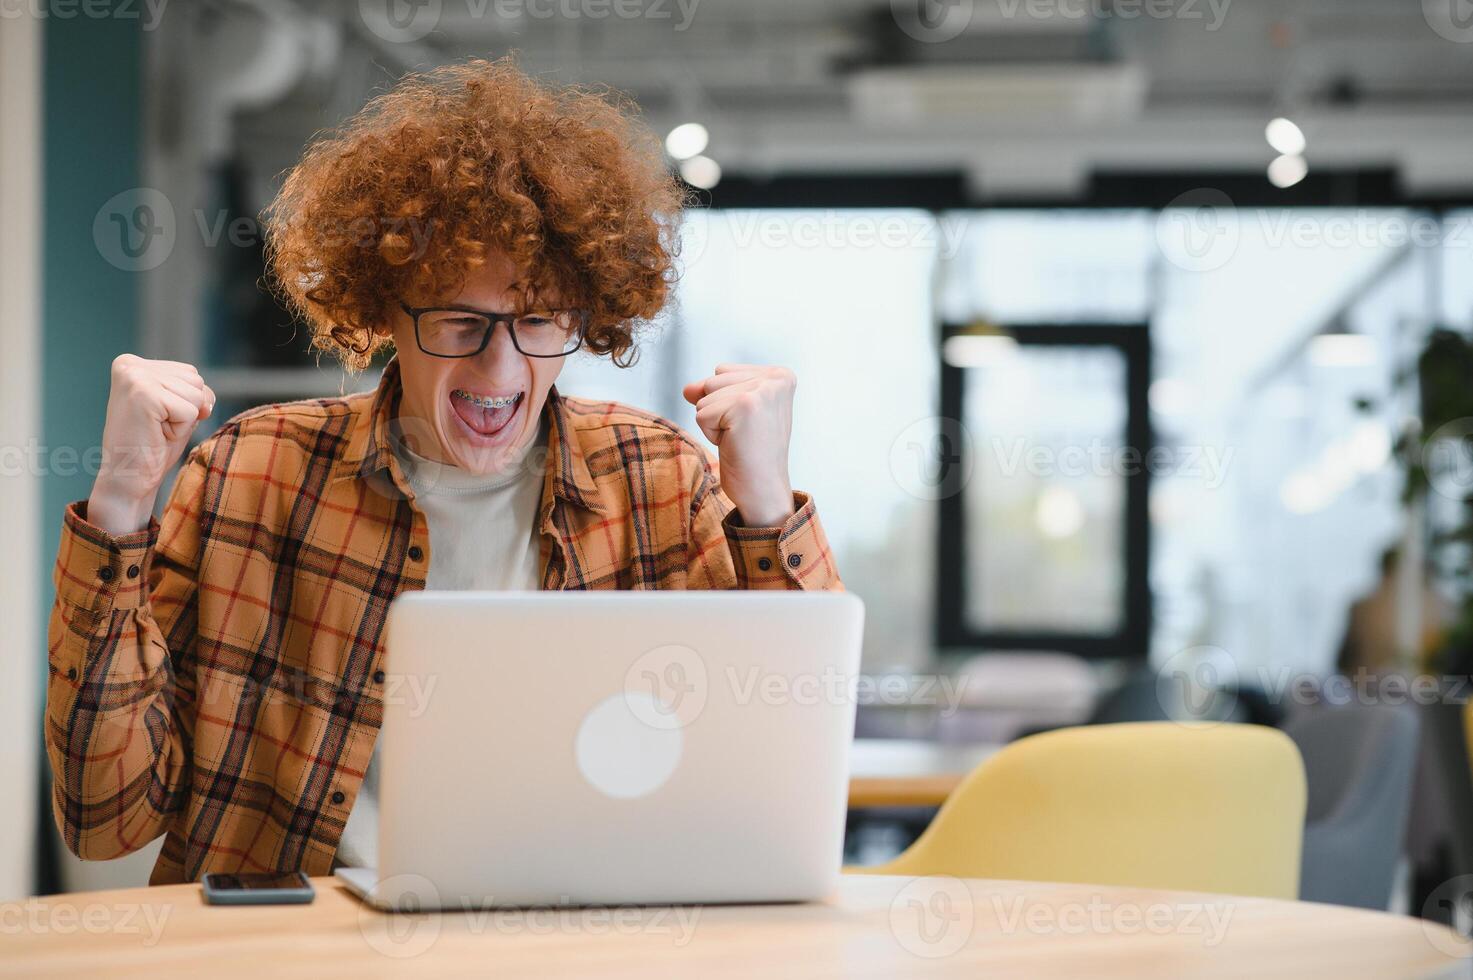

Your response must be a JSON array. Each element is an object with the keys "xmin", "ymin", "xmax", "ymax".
[
  {"xmin": 722, "ymin": 491, "xmax": 840, "ymax": 590},
  {"xmin": 54, "ymin": 500, "xmax": 159, "ymax": 613}
]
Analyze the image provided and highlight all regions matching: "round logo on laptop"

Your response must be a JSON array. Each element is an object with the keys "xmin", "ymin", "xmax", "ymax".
[{"xmin": 575, "ymin": 692, "xmax": 684, "ymax": 799}]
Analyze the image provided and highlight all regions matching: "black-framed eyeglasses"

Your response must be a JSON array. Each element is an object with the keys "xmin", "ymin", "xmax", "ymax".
[{"xmin": 399, "ymin": 302, "xmax": 586, "ymax": 358}]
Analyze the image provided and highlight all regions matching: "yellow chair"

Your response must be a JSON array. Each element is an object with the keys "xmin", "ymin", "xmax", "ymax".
[
  {"xmin": 1464, "ymin": 700, "xmax": 1473, "ymax": 787},
  {"xmin": 854, "ymin": 721, "xmax": 1307, "ymax": 899}
]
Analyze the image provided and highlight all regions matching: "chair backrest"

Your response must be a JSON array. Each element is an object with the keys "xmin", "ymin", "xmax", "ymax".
[
  {"xmin": 1282, "ymin": 702, "xmax": 1420, "ymax": 909},
  {"xmin": 862, "ymin": 722, "xmax": 1307, "ymax": 899},
  {"xmin": 1088, "ymin": 666, "xmax": 1176, "ymax": 725},
  {"xmin": 1284, "ymin": 703, "xmax": 1419, "ymax": 824}
]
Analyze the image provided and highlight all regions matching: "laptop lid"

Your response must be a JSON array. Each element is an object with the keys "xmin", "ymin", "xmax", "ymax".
[{"xmin": 373, "ymin": 591, "xmax": 864, "ymax": 909}]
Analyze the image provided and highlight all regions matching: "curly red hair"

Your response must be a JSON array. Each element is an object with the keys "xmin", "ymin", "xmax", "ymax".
[{"xmin": 263, "ymin": 58, "xmax": 686, "ymax": 370}]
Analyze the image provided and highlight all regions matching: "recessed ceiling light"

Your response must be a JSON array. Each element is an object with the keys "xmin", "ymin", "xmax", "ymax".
[
  {"xmin": 1265, "ymin": 117, "xmax": 1306, "ymax": 156},
  {"xmin": 678, "ymin": 155, "xmax": 721, "ymax": 190},
  {"xmin": 1268, "ymin": 153, "xmax": 1308, "ymax": 189},
  {"xmin": 665, "ymin": 123, "xmax": 709, "ymax": 161}
]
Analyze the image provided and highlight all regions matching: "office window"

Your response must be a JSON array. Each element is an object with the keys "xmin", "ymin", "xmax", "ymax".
[
  {"xmin": 563, "ymin": 209, "xmax": 944, "ymax": 669},
  {"xmin": 962, "ymin": 344, "xmax": 1128, "ymax": 635}
]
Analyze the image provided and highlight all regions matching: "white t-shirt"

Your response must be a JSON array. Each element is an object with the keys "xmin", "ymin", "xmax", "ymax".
[{"xmin": 335, "ymin": 419, "xmax": 547, "ymax": 870}]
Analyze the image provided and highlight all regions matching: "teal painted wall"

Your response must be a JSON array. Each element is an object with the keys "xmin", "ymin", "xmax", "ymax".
[
  {"xmin": 37, "ymin": 13, "xmax": 145, "ymax": 895},
  {"xmin": 41, "ymin": 18, "xmax": 144, "ymax": 636}
]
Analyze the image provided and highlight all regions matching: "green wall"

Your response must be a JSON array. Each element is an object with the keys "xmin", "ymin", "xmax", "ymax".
[
  {"xmin": 37, "ymin": 15, "xmax": 144, "ymax": 892},
  {"xmin": 41, "ymin": 16, "xmax": 144, "ymax": 631}
]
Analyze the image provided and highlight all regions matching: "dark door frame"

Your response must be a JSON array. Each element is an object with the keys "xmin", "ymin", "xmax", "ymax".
[{"xmin": 935, "ymin": 323, "xmax": 1153, "ymax": 658}]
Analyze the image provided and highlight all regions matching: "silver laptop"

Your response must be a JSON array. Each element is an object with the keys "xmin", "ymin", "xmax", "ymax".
[{"xmin": 337, "ymin": 591, "xmax": 864, "ymax": 910}]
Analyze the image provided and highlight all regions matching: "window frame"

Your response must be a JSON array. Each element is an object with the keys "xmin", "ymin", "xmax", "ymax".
[{"xmin": 935, "ymin": 322, "xmax": 1153, "ymax": 659}]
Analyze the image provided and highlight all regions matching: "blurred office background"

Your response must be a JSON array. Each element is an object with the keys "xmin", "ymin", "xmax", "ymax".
[{"xmin": 5, "ymin": 0, "xmax": 1473, "ymax": 920}]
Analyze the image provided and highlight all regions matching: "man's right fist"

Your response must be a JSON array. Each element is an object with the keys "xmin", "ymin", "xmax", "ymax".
[{"xmin": 86, "ymin": 354, "xmax": 215, "ymax": 535}]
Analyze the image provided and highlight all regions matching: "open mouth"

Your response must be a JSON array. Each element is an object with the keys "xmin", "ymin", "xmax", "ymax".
[{"xmin": 450, "ymin": 388, "xmax": 523, "ymax": 439}]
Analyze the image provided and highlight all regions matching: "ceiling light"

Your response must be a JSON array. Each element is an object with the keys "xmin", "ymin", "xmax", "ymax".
[
  {"xmin": 1280, "ymin": 471, "xmax": 1328, "ymax": 515},
  {"xmin": 1148, "ymin": 378, "xmax": 1193, "ymax": 417},
  {"xmin": 1309, "ymin": 333, "xmax": 1377, "ymax": 368},
  {"xmin": 678, "ymin": 155, "xmax": 721, "ymax": 190},
  {"xmin": 943, "ymin": 334, "xmax": 1018, "ymax": 368},
  {"xmin": 1267, "ymin": 153, "xmax": 1308, "ymax": 189},
  {"xmin": 665, "ymin": 123, "xmax": 709, "ymax": 161},
  {"xmin": 1035, "ymin": 486, "xmax": 1085, "ymax": 540},
  {"xmin": 1265, "ymin": 117, "xmax": 1306, "ymax": 156}
]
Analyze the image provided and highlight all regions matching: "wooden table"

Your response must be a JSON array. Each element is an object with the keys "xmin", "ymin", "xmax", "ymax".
[
  {"xmin": 848, "ymin": 739, "xmax": 1001, "ymax": 808},
  {"xmin": 7, "ymin": 874, "xmax": 1467, "ymax": 978}
]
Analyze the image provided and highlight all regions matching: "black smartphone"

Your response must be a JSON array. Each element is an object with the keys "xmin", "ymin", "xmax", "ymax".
[{"xmin": 201, "ymin": 871, "xmax": 315, "ymax": 905}]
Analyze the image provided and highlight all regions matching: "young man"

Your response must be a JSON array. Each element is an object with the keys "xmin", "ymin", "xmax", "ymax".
[{"xmin": 47, "ymin": 60, "xmax": 840, "ymax": 885}]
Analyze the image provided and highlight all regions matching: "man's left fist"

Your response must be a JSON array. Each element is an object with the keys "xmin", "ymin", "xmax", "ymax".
[{"xmin": 682, "ymin": 363, "xmax": 797, "ymax": 528}]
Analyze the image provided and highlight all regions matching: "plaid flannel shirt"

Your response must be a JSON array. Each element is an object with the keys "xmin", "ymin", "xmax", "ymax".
[{"xmin": 46, "ymin": 358, "xmax": 840, "ymax": 885}]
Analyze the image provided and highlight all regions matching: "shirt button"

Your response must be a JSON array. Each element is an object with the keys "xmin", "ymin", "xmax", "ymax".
[
  {"xmin": 407, "ymin": 545, "xmax": 424, "ymax": 562},
  {"xmin": 373, "ymin": 670, "xmax": 386, "ymax": 684},
  {"xmin": 66, "ymin": 667, "xmax": 78, "ymax": 681},
  {"xmin": 126, "ymin": 564, "xmax": 140, "ymax": 579},
  {"xmin": 97, "ymin": 566, "xmax": 115, "ymax": 582},
  {"xmin": 787, "ymin": 554, "xmax": 803, "ymax": 569},
  {"xmin": 331, "ymin": 790, "xmax": 346, "ymax": 805},
  {"xmin": 757, "ymin": 557, "xmax": 772, "ymax": 572}
]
